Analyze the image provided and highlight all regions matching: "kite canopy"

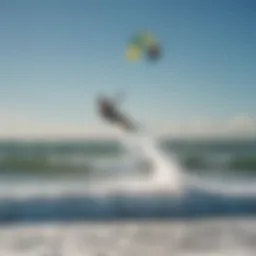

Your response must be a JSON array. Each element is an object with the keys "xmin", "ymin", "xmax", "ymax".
[
  {"xmin": 126, "ymin": 45, "xmax": 142, "ymax": 61},
  {"xmin": 125, "ymin": 32, "xmax": 161, "ymax": 62}
]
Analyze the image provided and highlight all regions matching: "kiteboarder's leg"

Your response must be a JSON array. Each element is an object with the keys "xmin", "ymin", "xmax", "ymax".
[
  {"xmin": 103, "ymin": 108, "xmax": 137, "ymax": 132},
  {"xmin": 115, "ymin": 114, "xmax": 137, "ymax": 132}
]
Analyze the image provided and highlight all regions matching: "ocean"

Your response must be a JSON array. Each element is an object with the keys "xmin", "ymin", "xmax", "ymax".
[{"xmin": 0, "ymin": 137, "xmax": 256, "ymax": 255}]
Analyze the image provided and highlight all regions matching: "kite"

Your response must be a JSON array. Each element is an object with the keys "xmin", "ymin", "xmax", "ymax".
[{"xmin": 125, "ymin": 32, "xmax": 161, "ymax": 62}]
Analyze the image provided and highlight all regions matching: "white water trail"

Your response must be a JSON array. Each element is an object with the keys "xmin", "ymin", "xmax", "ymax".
[
  {"xmin": 119, "ymin": 132, "xmax": 184, "ymax": 195},
  {"xmin": 118, "ymin": 131, "xmax": 256, "ymax": 198}
]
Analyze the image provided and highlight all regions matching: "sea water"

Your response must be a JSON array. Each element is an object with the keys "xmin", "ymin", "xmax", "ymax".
[
  {"xmin": 0, "ymin": 137, "xmax": 256, "ymax": 255},
  {"xmin": 0, "ymin": 137, "xmax": 256, "ymax": 220}
]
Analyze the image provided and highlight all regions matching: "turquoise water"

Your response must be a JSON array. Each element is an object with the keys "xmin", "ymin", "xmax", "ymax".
[{"xmin": 0, "ymin": 138, "xmax": 256, "ymax": 175}]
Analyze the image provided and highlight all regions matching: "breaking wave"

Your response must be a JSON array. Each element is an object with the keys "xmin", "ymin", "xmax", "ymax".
[{"xmin": 0, "ymin": 135, "xmax": 256, "ymax": 222}]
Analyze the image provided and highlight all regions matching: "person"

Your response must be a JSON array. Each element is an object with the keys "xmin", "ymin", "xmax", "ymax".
[{"xmin": 97, "ymin": 93, "xmax": 137, "ymax": 132}]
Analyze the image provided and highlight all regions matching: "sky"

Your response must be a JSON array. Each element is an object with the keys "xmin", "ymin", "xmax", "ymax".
[{"xmin": 0, "ymin": 0, "xmax": 255, "ymax": 138}]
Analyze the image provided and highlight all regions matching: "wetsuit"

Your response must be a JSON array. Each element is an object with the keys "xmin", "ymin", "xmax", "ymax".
[{"xmin": 98, "ymin": 99, "xmax": 136, "ymax": 131}]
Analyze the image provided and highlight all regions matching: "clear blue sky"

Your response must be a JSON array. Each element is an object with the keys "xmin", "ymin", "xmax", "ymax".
[{"xmin": 0, "ymin": 0, "xmax": 255, "ymax": 125}]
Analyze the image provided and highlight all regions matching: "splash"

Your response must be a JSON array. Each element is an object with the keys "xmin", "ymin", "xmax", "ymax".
[
  {"xmin": 118, "ymin": 132, "xmax": 184, "ymax": 194},
  {"xmin": 118, "ymin": 132, "xmax": 256, "ymax": 198}
]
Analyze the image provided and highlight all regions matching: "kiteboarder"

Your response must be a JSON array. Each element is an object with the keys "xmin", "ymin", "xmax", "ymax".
[{"xmin": 97, "ymin": 93, "xmax": 137, "ymax": 132}]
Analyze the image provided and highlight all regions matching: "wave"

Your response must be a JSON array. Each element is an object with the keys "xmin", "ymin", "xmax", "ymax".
[
  {"xmin": 0, "ymin": 135, "xmax": 256, "ymax": 223},
  {"xmin": 0, "ymin": 155, "xmax": 92, "ymax": 175},
  {"xmin": 0, "ymin": 180, "xmax": 255, "ymax": 223},
  {"xmin": 0, "ymin": 188, "xmax": 256, "ymax": 223},
  {"xmin": 0, "ymin": 138, "xmax": 256, "ymax": 172},
  {"xmin": 181, "ymin": 154, "xmax": 256, "ymax": 171},
  {"xmin": 1, "ymin": 153, "xmax": 256, "ymax": 175}
]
